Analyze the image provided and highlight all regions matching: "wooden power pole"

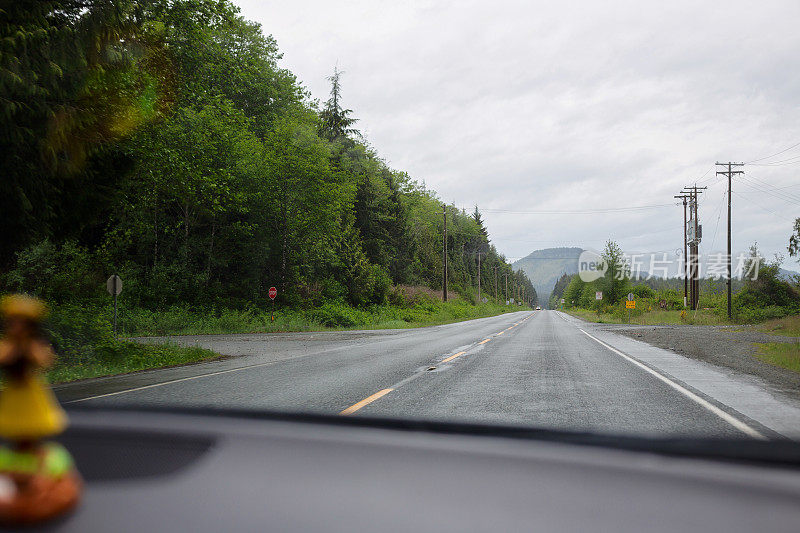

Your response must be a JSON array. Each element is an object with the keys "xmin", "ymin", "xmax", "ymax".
[
  {"xmin": 716, "ymin": 162, "xmax": 743, "ymax": 319},
  {"xmin": 493, "ymin": 266, "xmax": 498, "ymax": 302},
  {"xmin": 674, "ymin": 193, "xmax": 690, "ymax": 307},
  {"xmin": 442, "ymin": 204, "xmax": 448, "ymax": 302},
  {"xmin": 476, "ymin": 251, "xmax": 482, "ymax": 302},
  {"xmin": 681, "ymin": 185, "xmax": 706, "ymax": 310}
]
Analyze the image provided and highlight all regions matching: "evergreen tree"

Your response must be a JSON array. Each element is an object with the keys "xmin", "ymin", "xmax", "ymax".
[{"xmin": 319, "ymin": 66, "xmax": 359, "ymax": 142}]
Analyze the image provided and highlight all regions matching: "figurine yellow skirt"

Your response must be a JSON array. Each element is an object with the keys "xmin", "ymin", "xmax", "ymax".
[{"xmin": 0, "ymin": 376, "xmax": 66, "ymax": 440}]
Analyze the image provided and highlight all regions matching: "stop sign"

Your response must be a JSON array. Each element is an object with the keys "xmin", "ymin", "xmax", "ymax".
[{"xmin": 268, "ymin": 286, "xmax": 277, "ymax": 300}]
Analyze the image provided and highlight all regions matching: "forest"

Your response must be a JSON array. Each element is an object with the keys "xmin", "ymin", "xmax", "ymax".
[
  {"xmin": 549, "ymin": 241, "xmax": 800, "ymax": 324},
  {"xmin": 1, "ymin": 0, "xmax": 536, "ymax": 380}
]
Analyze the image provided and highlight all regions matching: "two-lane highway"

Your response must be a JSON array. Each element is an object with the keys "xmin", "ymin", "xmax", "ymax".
[{"xmin": 56, "ymin": 311, "xmax": 800, "ymax": 439}]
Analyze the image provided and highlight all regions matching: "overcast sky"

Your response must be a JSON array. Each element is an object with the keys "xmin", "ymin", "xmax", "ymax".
[{"xmin": 237, "ymin": 0, "xmax": 800, "ymax": 269}]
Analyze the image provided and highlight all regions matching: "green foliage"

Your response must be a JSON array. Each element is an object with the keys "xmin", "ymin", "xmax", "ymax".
[
  {"xmin": 596, "ymin": 240, "xmax": 630, "ymax": 304},
  {"xmin": 789, "ymin": 217, "xmax": 800, "ymax": 260},
  {"xmin": 1, "ymin": 0, "xmax": 537, "ymax": 381},
  {"xmin": 549, "ymin": 273, "xmax": 571, "ymax": 308},
  {"xmin": 579, "ymin": 283, "xmax": 598, "ymax": 308},
  {"xmin": 631, "ymin": 285, "xmax": 655, "ymax": 299},
  {"xmin": 730, "ymin": 245, "xmax": 800, "ymax": 321},
  {"xmin": 562, "ymin": 276, "xmax": 584, "ymax": 308},
  {"xmin": 308, "ymin": 303, "xmax": 370, "ymax": 328},
  {"xmin": 754, "ymin": 342, "xmax": 800, "ymax": 374},
  {"xmin": 119, "ymin": 299, "xmax": 521, "ymax": 336},
  {"xmin": 319, "ymin": 66, "xmax": 359, "ymax": 142},
  {"xmin": 4, "ymin": 240, "xmax": 106, "ymax": 303},
  {"xmin": 44, "ymin": 303, "xmax": 117, "ymax": 367},
  {"xmin": 655, "ymin": 288, "xmax": 684, "ymax": 310}
]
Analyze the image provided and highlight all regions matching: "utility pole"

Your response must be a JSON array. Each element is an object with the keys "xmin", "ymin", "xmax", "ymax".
[
  {"xmin": 476, "ymin": 250, "xmax": 483, "ymax": 302},
  {"xmin": 681, "ymin": 185, "xmax": 706, "ymax": 310},
  {"xmin": 716, "ymin": 162, "xmax": 744, "ymax": 319},
  {"xmin": 674, "ymin": 193, "xmax": 690, "ymax": 307},
  {"xmin": 504, "ymin": 272, "xmax": 508, "ymax": 302},
  {"xmin": 442, "ymin": 204, "xmax": 448, "ymax": 302},
  {"xmin": 493, "ymin": 266, "xmax": 498, "ymax": 302}
]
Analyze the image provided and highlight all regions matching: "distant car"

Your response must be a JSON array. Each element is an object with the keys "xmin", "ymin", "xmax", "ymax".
[{"xmin": 535, "ymin": 306, "xmax": 541, "ymax": 310}]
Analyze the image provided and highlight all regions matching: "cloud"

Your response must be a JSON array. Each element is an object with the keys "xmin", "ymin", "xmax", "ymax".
[{"xmin": 236, "ymin": 0, "xmax": 800, "ymax": 268}]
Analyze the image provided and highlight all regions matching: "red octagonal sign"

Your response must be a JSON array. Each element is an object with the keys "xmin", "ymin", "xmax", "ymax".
[{"xmin": 268, "ymin": 286, "xmax": 277, "ymax": 300}]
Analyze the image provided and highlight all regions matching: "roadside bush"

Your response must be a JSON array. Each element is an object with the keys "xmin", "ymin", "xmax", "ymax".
[
  {"xmin": 728, "ymin": 248, "xmax": 800, "ymax": 322},
  {"xmin": 3, "ymin": 240, "xmax": 105, "ymax": 304},
  {"xmin": 44, "ymin": 303, "xmax": 116, "ymax": 366},
  {"xmin": 631, "ymin": 285, "xmax": 655, "ymax": 299},
  {"xmin": 732, "ymin": 303, "xmax": 796, "ymax": 323},
  {"xmin": 307, "ymin": 302, "xmax": 369, "ymax": 327},
  {"xmin": 656, "ymin": 289, "xmax": 684, "ymax": 310},
  {"xmin": 579, "ymin": 284, "xmax": 597, "ymax": 309},
  {"xmin": 321, "ymin": 277, "xmax": 348, "ymax": 301},
  {"xmin": 563, "ymin": 276, "xmax": 584, "ymax": 308}
]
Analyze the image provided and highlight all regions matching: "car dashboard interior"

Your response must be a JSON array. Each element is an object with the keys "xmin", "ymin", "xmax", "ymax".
[{"xmin": 41, "ymin": 406, "xmax": 800, "ymax": 532}]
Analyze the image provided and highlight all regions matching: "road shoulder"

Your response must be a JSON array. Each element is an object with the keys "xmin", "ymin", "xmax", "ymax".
[{"xmin": 556, "ymin": 312, "xmax": 800, "ymax": 439}]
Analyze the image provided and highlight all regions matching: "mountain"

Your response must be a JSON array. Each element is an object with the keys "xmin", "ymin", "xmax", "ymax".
[
  {"xmin": 779, "ymin": 267, "xmax": 800, "ymax": 281},
  {"xmin": 512, "ymin": 248, "xmax": 583, "ymax": 308}
]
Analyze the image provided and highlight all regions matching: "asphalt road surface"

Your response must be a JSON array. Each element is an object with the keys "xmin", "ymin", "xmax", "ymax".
[{"xmin": 56, "ymin": 311, "xmax": 800, "ymax": 439}]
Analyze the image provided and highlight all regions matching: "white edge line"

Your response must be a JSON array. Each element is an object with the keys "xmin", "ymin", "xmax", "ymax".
[
  {"xmin": 64, "ymin": 360, "xmax": 282, "ymax": 404},
  {"xmin": 579, "ymin": 328, "xmax": 766, "ymax": 440}
]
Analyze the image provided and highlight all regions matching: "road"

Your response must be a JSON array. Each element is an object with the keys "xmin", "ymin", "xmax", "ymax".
[{"xmin": 55, "ymin": 311, "xmax": 800, "ymax": 439}]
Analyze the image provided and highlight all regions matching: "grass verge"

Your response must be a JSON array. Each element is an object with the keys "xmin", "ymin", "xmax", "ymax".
[
  {"xmin": 754, "ymin": 341, "xmax": 800, "ymax": 373},
  {"xmin": 120, "ymin": 301, "xmax": 525, "ymax": 336},
  {"xmin": 47, "ymin": 341, "xmax": 220, "ymax": 384},
  {"xmin": 565, "ymin": 308, "xmax": 729, "ymax": 326},
  {"xmin": 757, "ymin": 315, "xmax": 800, "ymax": 337},
  {"xmin": 45, "ymin": 300, "xmax": 526, "ymax": 383}
]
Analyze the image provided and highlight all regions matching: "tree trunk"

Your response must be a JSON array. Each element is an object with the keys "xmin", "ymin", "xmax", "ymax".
[{"xmin": 206, "ymin": 216, "xmax": 216, "ymax": 279}]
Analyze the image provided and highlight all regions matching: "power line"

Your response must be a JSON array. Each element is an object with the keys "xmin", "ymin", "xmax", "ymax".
[
  {"xmin": 740, "ymin": 174, "xmax": 800, "ymax": 204},
  {"xmin": 730, "ymin": 191, "xmax": 795, "ymax": 222},
  {"xmin": 694, "ymin": 165, "xmax": 718, "ymax": 185},
  {"xmin": 472, "ymin": 204, "xmax": 673, "ymax": 215},
  {"xmin": 707, "ymin": 189, "xmax": 726, "ymax": 252},
  {"xmin": 747, "ymin": 153, "xmax": 800, "ymax": 166},
  {"xmin": 745, "ymin": 140, "xmax": 800, "ymax": 164},
  {"xmin": 735, "ymin": 177, "xmax": 800, "ymax": 207},
  {"xmin": 738, "ymin": 180, "xmax": 800, "ymax": 206}
]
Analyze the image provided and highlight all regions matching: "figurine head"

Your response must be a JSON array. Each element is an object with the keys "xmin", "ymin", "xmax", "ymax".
[{"xmin": 0, "ymin": 295, "xmax": 47, "ymax": 339}]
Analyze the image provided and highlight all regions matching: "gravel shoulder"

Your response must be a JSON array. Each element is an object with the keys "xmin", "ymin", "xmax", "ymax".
[{"xmin": 596, "ymin": 323, "xmax": 800, "ymax": 401}]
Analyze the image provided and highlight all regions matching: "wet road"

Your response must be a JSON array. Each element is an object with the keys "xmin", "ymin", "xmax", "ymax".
[{"xmin": 56, "ymin": 311, "xmax": 800, "ymax": 438}]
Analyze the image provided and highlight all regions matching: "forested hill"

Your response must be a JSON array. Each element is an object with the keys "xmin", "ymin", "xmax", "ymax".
[
  {"xmin": 1, "ymin": 0, "xmax": 535, "ymax": 309},
  {"xmin": 512, "ymin": 248, "xmax": 583, "ymax": 308}
]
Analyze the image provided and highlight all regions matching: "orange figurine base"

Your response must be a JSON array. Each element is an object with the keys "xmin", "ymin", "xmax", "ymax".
[{"xmin": 0, "ymin": 442, "xmax": 82, "ymax": 525}]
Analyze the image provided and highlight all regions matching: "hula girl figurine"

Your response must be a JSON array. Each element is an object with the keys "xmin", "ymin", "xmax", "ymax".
[{"xmin": 0, "ymin": 294, "xmax": 81, "ymax": 524}]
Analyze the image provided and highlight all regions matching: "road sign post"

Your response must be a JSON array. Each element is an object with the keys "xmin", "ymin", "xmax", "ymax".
[
  {"xmin": 625, "ymin": 295, "xmax": 635, "ymax": 323},
  {"xmin": 106, "ymin": 275, "xmax": 123, "ymax": 337},
  {"xmin": 269, "ymin": 286, "xmax": 277, "ymax": 322}
]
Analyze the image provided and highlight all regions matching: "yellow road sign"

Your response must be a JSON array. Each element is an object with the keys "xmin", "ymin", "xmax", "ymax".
[{"xmin": 626, "ymin": 300, "xmax": 635, "ymax": 309}]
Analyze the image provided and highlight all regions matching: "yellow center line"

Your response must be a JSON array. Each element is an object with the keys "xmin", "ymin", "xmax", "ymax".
[
  {"xmin": 441, "ymin": 351, "xmax": 467, "ymax": 363},
  {"xmin": 341, "ymin": 313, "xmax": 535, "ymax": 417},
  {"xmin": 339, "ymin": 388, "xmax": 394, "ymax": 415}
]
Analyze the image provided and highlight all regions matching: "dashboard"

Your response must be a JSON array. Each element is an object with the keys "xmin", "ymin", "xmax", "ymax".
[{"xmin": 41, "ymin": 407, "xmax": 800, "ymax": 532}]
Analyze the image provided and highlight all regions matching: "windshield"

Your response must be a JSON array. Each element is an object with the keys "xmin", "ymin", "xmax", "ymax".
[{"xmin": 3, "ymin": 0, "xmax": 800, "ymax": 444}]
